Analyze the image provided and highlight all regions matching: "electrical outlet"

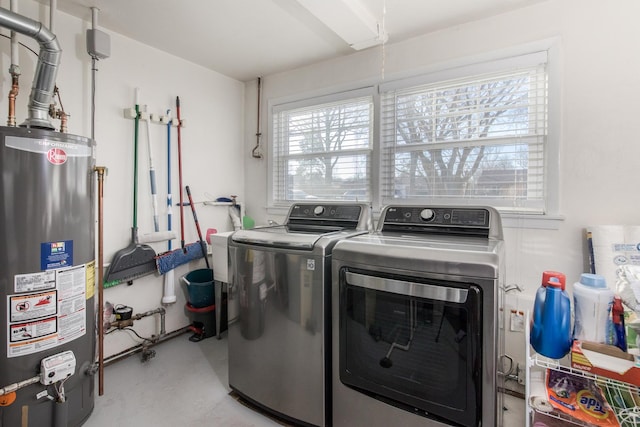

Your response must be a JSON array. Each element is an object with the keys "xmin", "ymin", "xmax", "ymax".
[
  {"xmin": 517, "ymin": 364, "xmax": 526, "ymax": 385},
  {"xmin": 510, "ymin": 310, "xmax": 525, "ymax": 332}
]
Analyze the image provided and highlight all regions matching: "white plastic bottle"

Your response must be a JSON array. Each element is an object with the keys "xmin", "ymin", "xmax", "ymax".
[{"xmin": 572, "ymin": 273, "xmax": 614, "ymax": 343}]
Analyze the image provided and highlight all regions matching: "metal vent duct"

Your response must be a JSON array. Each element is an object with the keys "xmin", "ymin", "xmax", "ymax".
[{"xmin": 0, "ymin": 7, "xmax": 61, "ymax": 129}]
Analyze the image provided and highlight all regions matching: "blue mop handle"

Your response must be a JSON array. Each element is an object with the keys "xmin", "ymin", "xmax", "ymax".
[{"xmin": 166, "ymin": 108, "xmax": 172, "ymax": 251}]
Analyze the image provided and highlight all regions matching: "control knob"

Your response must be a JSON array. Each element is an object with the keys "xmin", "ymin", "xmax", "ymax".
[
  {"xmin": 314, "ymin": 206, "xmax": 325, "ymax": 216},
  {"xmin": 420, "ymin": 209, "xmax": 435, "ymax": 221}
]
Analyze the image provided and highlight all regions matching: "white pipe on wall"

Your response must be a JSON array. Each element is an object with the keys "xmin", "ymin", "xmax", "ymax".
[
  {"xmin": 49, "ymin": 0, "xmax": 56, "ymax": 32},
  {"xmin": 91, "ymin": 6, "xmax": 98, "ymax": 29},
  {"xmin": 10, "ymin": 0, "xmax": 18, "ymax": 65}
]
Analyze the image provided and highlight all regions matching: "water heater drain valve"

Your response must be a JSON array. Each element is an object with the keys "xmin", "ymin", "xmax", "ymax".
[{"xmin": 40, "ymin": 351, "xmax": 76, "ymax": 385}]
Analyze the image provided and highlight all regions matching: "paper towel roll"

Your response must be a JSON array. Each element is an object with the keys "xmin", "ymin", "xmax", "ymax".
[
  {"xmin": 529, "ymin": 370, "xmax": 554, "ymax": 413},
  {"xmin": 588, "ymin": 225, "xmax": 626, "ymax": 287},
  {"xmin": 625, "ymin": 226, "xmax": 640, "ymax": 244}
]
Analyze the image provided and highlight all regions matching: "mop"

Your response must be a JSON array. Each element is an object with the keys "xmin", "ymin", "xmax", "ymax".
[
  {"xmin": 138, "ymin": 98, "xmax": 175, "ymax": 244},
  {"xmin": 162, "ymin": 109, "xmax": 176, "ymax": 304},
  {"xmin": 156, "ymin": 96, "xmax": 204, "ymax": 275}
]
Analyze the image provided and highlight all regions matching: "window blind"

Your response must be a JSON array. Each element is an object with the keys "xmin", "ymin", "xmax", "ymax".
[
  {"xmin": 272, "ymin": 96, "xmax": 373, "ymax": 203},
  {"xmin": 380, "ymin": 64, "xmax": 548, "ymax": 213}
]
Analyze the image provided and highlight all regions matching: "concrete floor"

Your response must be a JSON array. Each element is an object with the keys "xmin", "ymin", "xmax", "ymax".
[{"xmin": 85, "ymin": 333, "xmax": 526, "ymax": 426}]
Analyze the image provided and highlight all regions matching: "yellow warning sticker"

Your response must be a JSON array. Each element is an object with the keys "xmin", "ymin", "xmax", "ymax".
[{"xmin": 86, "ymin": 260, "xmax": 95, "ymax": 299}]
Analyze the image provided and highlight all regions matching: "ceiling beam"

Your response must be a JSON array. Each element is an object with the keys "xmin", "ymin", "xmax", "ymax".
[{"xmin": 295, "ymin": 0, "xmax": 388, "ymax": 50}]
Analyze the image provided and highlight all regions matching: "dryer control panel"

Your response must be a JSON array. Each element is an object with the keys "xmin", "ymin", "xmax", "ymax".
[{"xmin": 380, "ymin": 206, "xmax": 494, "ymax": 237}]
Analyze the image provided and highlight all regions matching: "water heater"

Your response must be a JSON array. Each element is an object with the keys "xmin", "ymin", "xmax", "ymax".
[{"xmin": 0, "ymin": 126, "xmax": 96, "ymax": 426}]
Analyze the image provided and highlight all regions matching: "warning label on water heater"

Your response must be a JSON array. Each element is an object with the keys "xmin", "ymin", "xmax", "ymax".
[
  {"xmin": 41, "ymin": 240, "xmax": 73, "ymax": 270},
  {"xmin": 6, "ymin": 264, "xmax": 87, "ymax": 358},
  {"xmin": 14, "ymin": 270, "xmax": 56, "ymax": 293}
]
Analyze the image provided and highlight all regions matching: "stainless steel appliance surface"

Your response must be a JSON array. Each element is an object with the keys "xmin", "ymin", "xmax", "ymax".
[
  {"xmin": 228, "ymin": 203, "xmax": 371, "ymax": 427},
  {"xmin": 0, "ymin": 127, "xmax": 96, "ymax": 427},
  {"xmin": 332, "ymin": 205, "xmax": 504, "ymax": 427}
]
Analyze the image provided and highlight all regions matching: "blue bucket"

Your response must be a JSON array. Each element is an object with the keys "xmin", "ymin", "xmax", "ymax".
[{"xmin": 181, "ymin": 268, "xmax": 214, "ymax": 308}]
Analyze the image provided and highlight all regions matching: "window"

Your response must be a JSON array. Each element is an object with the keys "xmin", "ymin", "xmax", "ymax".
[
  {"xmin": 272, "ymin": 90, "xmax": 374, "ymax": 204},
  {"xmin": 380, "ymin": 56, "xmax": 548, "ymax": 214},
  {"xmin": 269, "ymin": 50, "xmax": 555, "ymax": 221}
]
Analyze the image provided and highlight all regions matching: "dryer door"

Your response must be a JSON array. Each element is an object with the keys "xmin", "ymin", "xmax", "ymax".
[{"xmin": 338, "ymin": 269, "xmax": 483, "ymax": 427}]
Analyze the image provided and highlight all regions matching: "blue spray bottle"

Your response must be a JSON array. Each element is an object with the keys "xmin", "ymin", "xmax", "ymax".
[{"xmin": 612, "ymin": 296, "xmax": 627, "ymax": 352}]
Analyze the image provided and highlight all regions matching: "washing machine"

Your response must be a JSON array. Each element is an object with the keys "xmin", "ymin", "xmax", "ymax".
[
  {"xmin": 332, "ymin": 205, "xmax": 505, "ymax": 427},
  {"xmin": 228, "ymin": 203, "xmax": 371, "ymax": 427}
]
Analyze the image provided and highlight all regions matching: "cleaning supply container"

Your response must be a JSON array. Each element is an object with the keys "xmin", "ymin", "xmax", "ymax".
[
  {"xmin": 532, "ymin": 271, "xmax": 566, "ymax": 330},
  {"xmin": 185, "ymin": 303, "xmax": 216, "ymax": 341},
  {"xmin": 182, "ymin": 268, "xmax": 215, "ymax": 308},
  {"xmin": 573, "ymin": 273, "xmax": 614, "ymax": 343},
  {"xmin": 612, "ymin": 296, "xmax": 627, "ymax": 351},
  {"xmin": 530, "ymin": 276, "xmax": 572, "ymax": 359}
]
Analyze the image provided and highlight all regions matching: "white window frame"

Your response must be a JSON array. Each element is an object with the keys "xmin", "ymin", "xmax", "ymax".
[
  {"xmin": 267, "ymin": 42, "xmax": 562, "ymax": 229},
  {"xmin": 268, "ymin": 87, "xmax": 376, "ymax": 209}
]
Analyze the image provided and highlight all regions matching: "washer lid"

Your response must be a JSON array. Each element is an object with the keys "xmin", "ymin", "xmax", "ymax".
[
  {"xmin": 333, "ymin": 233, "xmax": 503, "ymax": 278},
  {"xmin": 231, "ymin": 225, "xmax": 341, "ymax": 249}
]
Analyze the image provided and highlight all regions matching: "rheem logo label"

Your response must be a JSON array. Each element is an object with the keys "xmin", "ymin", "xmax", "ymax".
[{"xmin": 47, "ymin": 148, "xmax": 67, "ymax": 165}]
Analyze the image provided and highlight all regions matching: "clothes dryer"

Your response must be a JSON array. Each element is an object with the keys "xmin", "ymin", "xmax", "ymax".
[{"xmin": 332, "ymin": 205, "xmax": 504, "ymax": 427}]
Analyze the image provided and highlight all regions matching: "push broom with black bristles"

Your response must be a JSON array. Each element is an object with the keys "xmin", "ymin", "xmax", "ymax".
[
  {"xmin": 104, "ymin": 90, "xmax": 157, "ymax": 286},
  {"xmin": 156, "ymin": 96, "xmax": 204, "ymax": 275}
]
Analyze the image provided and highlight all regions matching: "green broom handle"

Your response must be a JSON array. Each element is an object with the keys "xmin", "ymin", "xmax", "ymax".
[{"xmin": 133, "ymin": 102, "xmax": 140, "ymax": 229}]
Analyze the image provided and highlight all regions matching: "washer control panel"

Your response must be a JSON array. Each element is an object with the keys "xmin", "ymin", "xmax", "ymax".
[{"xmin": 289, "ymin": 204, "xmax": 363, "ymax": 221}]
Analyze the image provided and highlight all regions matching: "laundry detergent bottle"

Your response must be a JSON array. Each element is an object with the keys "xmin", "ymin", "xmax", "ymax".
[
  {"xmin": 530, "ymin": 276, "xmax": 572, "ymax": 359},
  {"xmin": 573, "ymin": 273, "xmax": 614, "ymax": 343},
  {"xmin": 532, "ymin": 271, "xmax": 566, "ymax": 329}
]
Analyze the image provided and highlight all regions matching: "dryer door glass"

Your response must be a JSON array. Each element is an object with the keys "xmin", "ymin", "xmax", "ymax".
[{"xmin": 339, "ymin": 269, "xmax": 482, "ymax": 427}]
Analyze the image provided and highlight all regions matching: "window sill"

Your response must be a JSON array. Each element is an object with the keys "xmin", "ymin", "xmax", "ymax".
[
  {"xmin": 500, "ymin": 213, "xmax": 564, "ymax": 230},
  {"xmin": 268, "ymin": 204, "xmax": 564, "ymax": 231}
]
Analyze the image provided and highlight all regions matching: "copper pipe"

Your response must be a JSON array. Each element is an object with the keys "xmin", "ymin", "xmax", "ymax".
[
  {"xmin": 59, "ymin": 111, "xmax": 67, "ymax": 133},
  {"xmin": 94, "ymin": 166, "xmax": 106, "ymax": 396},
  {"xmin": 50, "ymin": 86, "xmax": 67, "ymax": 133},
  {"xmin": 0, "ymin": 7, "xmax": 61, "ymax": 129},
  {"xmin": 7, "ymin": 71, "xmax": 19, "ymax": 126}
]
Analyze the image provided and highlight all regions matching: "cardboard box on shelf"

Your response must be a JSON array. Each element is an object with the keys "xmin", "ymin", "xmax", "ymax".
[{"xmin": 571, "ymin": 340, "xmax": 640, "ymax": 387}]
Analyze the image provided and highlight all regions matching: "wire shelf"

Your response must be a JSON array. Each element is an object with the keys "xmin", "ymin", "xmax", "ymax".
[{"xmin": 531, "ymin": 355, "xmax": 640, "ymax": 426}]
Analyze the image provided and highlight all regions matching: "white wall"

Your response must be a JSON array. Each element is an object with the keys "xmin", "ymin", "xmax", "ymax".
[
  {"xmin": 244, "ymin": 0, "xmax": 640, "ymax": 378},
  {"xmin": 3, "ymin": 0, "xmax": 638, "ymax": 378},
  {"xmin": 0, "ymin": 1, "xmax": 245, "ymax": 357}
]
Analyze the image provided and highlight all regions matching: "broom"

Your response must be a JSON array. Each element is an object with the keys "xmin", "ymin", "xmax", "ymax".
[
  {"xmin": 162, "ymin": 108, "xmax": 177, "ymax": 304},
  {"xmin": 156, "ymin": 96, "xmax": 204, "ymax": 274},
  {"xmin": 104, "ymin": 91, "xmax": 157, "ymax": 285}
]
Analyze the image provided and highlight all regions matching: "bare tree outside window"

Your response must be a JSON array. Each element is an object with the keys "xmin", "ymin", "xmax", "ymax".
[
  {"xmin": 275, "ymin": 97, "xmax": 373, "ymax": 200},
  {"xmin": 272, "ymin": 59, "xmax": 548, "ymax": 213},
  {"xmin": 387, "ymin": 70, "xmax": 546, "ymax": 211}
]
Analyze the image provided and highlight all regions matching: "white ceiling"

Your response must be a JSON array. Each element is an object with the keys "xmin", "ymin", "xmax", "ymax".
[{"xmin": 44, "ymin": 0, "xmax": 543, "ymax": 82}]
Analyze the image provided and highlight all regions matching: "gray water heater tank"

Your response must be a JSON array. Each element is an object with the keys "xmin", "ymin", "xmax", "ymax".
[{"xmin": 0, "ymin": 126, "xmax": 96, "ymax": 426}]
